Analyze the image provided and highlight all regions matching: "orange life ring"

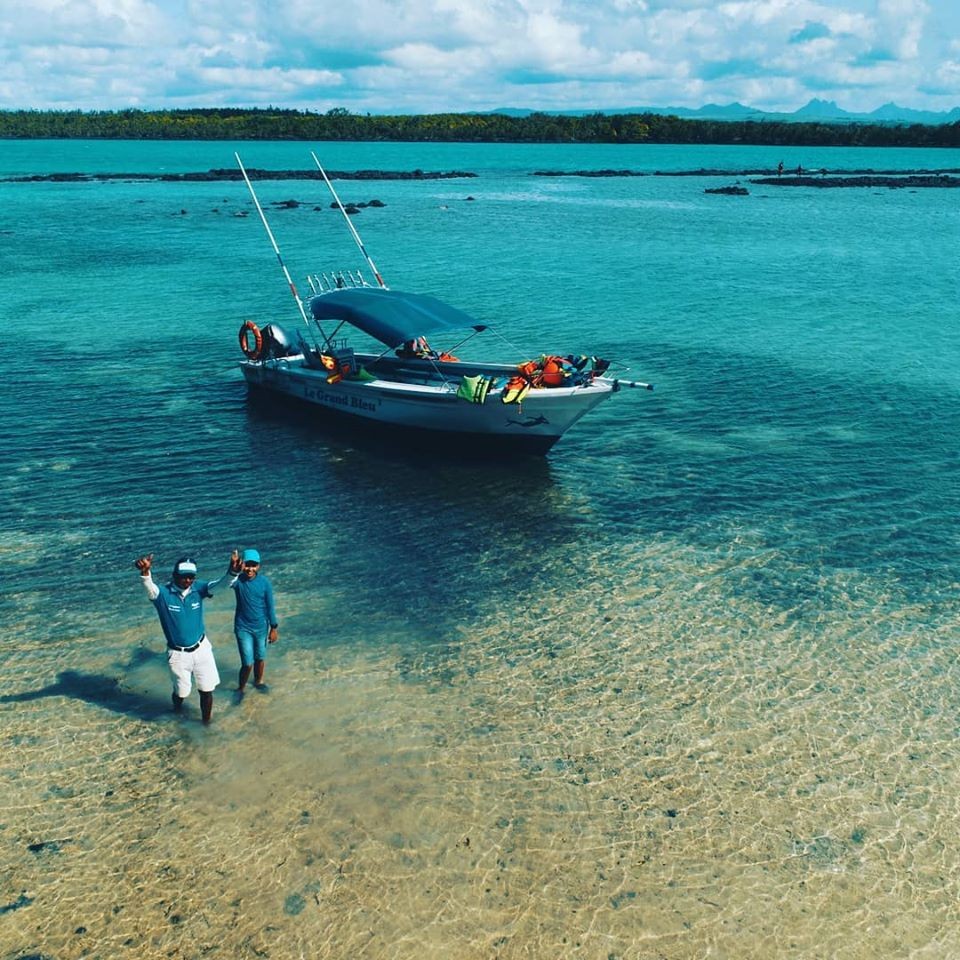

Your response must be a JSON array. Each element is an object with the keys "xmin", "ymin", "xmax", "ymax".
[{"xmin": 239, "ymin": 321, "xmax": 263, "ymax": 360}]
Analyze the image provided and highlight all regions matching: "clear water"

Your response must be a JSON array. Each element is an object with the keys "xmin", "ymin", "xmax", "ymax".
[{"xmin": 3, "ymin": 139, "xmax": 960, "ymax": 959}]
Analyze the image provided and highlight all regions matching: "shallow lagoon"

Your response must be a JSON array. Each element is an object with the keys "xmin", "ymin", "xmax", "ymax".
[{"xmin": 2, "ymin": 138, "xmax": 960, "ymax": 958}]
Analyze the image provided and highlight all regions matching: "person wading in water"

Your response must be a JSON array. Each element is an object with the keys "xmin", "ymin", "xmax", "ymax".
[
  {"xmin": 134, "ymin": 551, "xmax": 239, "ymax": 723},
  {"xmin": 229, "ymin": 548, "xmax": 279, "ymax": 697}
]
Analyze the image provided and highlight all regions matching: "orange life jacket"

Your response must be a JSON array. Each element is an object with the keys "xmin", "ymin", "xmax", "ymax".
[
  {"xmin": 502, "ymin": 375, "xmax": 531, "ymax": 405},
  {"xmin": 319, "ymin": 353, "xmax": 352, "ymax": 384},
  {"xmin": 539, "ymin": 355, "xmax": 568, "ymax": 387}
]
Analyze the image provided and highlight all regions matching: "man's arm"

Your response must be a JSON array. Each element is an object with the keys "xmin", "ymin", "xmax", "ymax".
[
  {"xmin": 205, "ymin": 549, "xmax": 243, "ymax": 594},
  {"xmin": 134, "ymin": 554, "xmax": 160, "ymax": 601},
  {"xmin": 266, "ymin": 580, "xmax": 279, "ymax": 643}
]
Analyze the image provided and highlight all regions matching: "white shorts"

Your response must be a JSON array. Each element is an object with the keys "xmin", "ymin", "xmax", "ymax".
[{"xmin": 167, "ymin": 636, "xmax": 221, "ymax": 697}]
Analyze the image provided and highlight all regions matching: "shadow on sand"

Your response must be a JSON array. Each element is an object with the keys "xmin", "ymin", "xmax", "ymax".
[{"xmin": 1, "ymin": 650, "xmax": 174, "ymax": 722}]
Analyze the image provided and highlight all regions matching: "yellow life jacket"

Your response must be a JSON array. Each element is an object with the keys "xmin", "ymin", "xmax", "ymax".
[
  {"xmin": 457, "ymin": 375, "xmax": 493, "ymax": 404},
  {"xmin": 501, "ymin": 376, "xmax": 531, "ymax": 405}
]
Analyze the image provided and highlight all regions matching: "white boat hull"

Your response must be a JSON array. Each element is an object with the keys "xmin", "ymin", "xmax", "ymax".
[{"xmin": 240, "ymin": 356, "xmax": 614, "ymax": 454}]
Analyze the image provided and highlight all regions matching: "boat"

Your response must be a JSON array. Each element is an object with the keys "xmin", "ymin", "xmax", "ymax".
[{"xmin": 234, "ymin": 153, "xmax": 653, "ymax": 455}]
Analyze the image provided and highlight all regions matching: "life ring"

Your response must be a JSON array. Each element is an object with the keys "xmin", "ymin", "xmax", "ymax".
[{"xmin": 239, "ymin": 320, "xmax": 263, "ymax": 360}]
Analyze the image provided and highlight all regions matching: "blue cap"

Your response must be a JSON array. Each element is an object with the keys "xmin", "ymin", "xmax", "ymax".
[{"xmin": 242, "ymin": 549, "xmax": 261, "ymax": 564}]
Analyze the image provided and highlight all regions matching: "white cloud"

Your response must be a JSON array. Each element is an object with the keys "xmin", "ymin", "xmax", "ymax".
[
  {"xmin": 384, "ymin": 42, "xmax": 487, "ymax": 75},
  {"xmin": 874, "ymin": 0, "xmax": 928, "ymax": 59},
  {"xmin": 0, "ymin": 0, "xmax": 958, "ymax": 112},
  {"xmin": 7, "ymin": 0, "xmax": 172, "ymax": 46}
]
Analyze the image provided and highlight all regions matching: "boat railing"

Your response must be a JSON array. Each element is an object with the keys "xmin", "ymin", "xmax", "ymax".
[{"xmin": 306, "ymin": 269, "xmax": 373, "ymax": 295}]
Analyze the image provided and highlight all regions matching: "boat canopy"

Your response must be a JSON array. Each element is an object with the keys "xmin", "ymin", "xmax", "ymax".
[{"xmin": 309, "ymin": 287, "xmax": 486, "ymax": 349}]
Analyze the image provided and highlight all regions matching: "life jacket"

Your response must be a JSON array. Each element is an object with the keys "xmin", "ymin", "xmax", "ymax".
[
  {"xmin": 396, "ymin": 337, "xmax": 435, "ymax": 359},
  {"xmin": 319, "ymin": 353, "xmax": 352, "ymax": 384},
  {"xmin": 457, "ymin": 375, "xmax": 493, "ymax": 404},
  {"xmin": 501, "ymin": 376, "xmax": 531, "ymax": 405},
  {"xmin": 539, "ymin": 355, "xmax": 568, "ymax": 387},
  {"xmin": 503, "ymin": 359, "xmax": 542, "ymax": 403},
  {"xmin": 319, "ymin": 354, "xmax": 340, "ymax": 384}
]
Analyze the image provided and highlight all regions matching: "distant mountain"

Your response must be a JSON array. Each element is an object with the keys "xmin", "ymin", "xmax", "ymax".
[
  {"xmin": 766, "ymin": 98, "xmax": 960, "ymax": 125},
  {"xmin": 867, "ymin": 101, "xmax": 960, "ymax": 125},
  {"xmin": 486, "ymin": 99, "xmax": 960, "ymax": 126},
  {"xmin": 791, "ymin": 98, "xmax": 849, "ymax": 119}
]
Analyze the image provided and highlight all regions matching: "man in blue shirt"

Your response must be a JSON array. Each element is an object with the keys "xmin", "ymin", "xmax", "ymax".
[
  {"xmin": 231, "ymin": 548, "xmax": 279, "ymax": 696},
  {"xmin": 134, "ymin": 552, "xmax": 239, "ymax": 723}
]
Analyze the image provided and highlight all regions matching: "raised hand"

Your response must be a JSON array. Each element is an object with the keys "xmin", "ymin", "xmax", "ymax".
[{"xmin": 134, "ymin": 553, "xmax": 153, "ymax": 575}]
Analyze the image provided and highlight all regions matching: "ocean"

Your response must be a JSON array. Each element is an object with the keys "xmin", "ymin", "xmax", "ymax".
[{"xmin": 2, "ymin": 137, "xmax": 960, "ymax": 959}]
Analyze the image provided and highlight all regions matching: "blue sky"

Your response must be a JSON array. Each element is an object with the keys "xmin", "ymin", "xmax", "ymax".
[{"xmin": 1, "ymin": 0, "xmax": 959, "ymax": 113}]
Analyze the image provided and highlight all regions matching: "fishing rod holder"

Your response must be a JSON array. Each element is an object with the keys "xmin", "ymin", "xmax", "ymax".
[{"xmin": 307, "ymin": 269, "xmax": 372, "ymax": 294}]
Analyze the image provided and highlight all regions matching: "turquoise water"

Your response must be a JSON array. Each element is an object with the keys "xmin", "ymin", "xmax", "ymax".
[{"xmin": 3, "ymin": 139, "xmax": 960, "ymax": 958}]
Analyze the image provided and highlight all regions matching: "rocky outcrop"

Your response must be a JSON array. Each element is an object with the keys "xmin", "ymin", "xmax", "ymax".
[
  {"xmin": 750, "ymin": 174, "xmax": 960, "ymax": 188},
  {"xmin": 2, "ymin": 168, "xmax": 477, "ymax": 183}
]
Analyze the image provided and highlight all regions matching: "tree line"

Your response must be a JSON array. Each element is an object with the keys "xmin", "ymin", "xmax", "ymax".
[{"xmin": 1, "ymin": 107, "xmax": 959, "ymax": 147}]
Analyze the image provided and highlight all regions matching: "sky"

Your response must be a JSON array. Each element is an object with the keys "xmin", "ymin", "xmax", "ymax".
[{"xmin": 1, "ymin": 0, "xmax": 960, "ymax": 114}]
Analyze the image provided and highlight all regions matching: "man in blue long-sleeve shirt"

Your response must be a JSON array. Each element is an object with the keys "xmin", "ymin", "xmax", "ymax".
[
  {"xmin": 134, "ymin": 551, "xmax": 239, "ymax": 723},
  {"xmin": 231, "ymin": 548, "xmax": 279, "ymax": 696}
]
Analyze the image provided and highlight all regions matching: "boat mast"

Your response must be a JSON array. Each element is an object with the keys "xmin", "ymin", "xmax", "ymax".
[
  {"xmin": 310, "ymin": 152, "xmax": 387, "ymax": 289},
  {"xmin": 235, "ymin": 152, "xmax": 319, "ymax": 344}
]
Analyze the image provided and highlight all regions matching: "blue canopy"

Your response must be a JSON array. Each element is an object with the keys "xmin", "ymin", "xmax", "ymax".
[{"xmin": 308, "ymin": 287, "xmax": 486, "ymax": 349}]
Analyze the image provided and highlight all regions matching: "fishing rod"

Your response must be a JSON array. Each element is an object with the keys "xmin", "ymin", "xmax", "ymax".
[
  {"xmin": 235, "ymin": 152, "xmax": 319, "ymax": 343},
  {"xmin": 310, "ymin": 151, "xmax": 387, "ymax": 289}
]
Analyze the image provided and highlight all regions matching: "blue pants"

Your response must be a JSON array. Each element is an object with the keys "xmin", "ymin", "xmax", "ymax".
[{"xmin": 235, "ymin": 628, "xmax": 267, "ymax": 668}]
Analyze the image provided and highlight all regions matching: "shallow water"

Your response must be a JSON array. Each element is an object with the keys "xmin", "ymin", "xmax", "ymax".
[{"xmin": 2, "ymin": 138, "xmax": 960, "ymax": 958}]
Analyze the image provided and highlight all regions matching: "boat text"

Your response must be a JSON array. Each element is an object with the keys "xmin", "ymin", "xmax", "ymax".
[{"xmin": 303, "ymin": 386, "xmax": 379, "ymax": 413}]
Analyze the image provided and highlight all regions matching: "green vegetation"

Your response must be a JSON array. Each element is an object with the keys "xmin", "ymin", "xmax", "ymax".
[{"xmin": 1, "ymin": 107, "xmax": 959, "ymax": 147}]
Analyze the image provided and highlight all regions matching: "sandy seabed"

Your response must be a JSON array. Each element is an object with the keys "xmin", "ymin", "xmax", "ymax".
[{"xmin": 5, "ymin": 553, "xmax": 960, "ymax": 960}]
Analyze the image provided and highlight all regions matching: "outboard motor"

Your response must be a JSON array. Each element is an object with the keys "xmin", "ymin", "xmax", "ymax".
[{"xmin": 260, "ymin": 323, "xmax": 297, "ymax": 359}]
